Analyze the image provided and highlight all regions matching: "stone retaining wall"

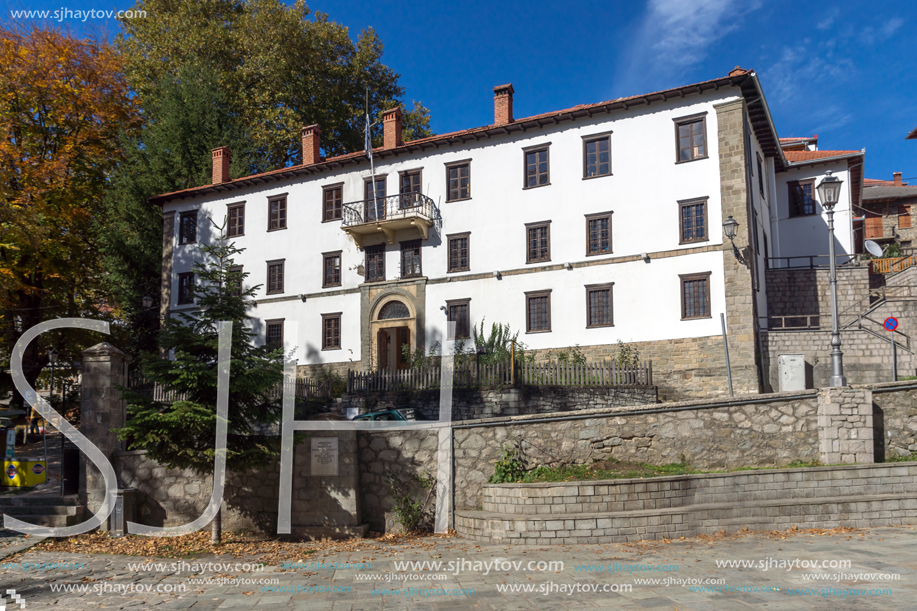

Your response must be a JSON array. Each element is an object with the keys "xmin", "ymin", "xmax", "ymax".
[
  {"xmin": 342, "ymin": 385, "xmax": 657, "ymax": 422},
  {"xmin": 456, "ymin": 463, "xmax": 917, "ymax": 544}
]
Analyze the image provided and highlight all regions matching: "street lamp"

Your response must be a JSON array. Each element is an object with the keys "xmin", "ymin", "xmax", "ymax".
[
  {"xmin": 817, "ymin": 170, "xmax": 846, "ymax": 387},
  {"xmin": 723, "ymin": 215, "xmax": 740, "ymax": 258},
  {"xmin": 141, "ymin": 294, "xmax": 154, "ymax": 309}
]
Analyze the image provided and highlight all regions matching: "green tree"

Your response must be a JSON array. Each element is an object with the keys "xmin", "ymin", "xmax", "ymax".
[
  {"xmin": 116, "ymin": 0, "xmax": 433, "ymax": 165},
  {"xmin": 117, "ymin": 230, "xmax": 284, "ymax": 543},
  {"xmin": 97, "ymin": 61, "xmax": 263, "ymax": 357}
]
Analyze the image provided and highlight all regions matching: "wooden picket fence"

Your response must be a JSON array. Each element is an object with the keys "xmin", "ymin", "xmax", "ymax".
[
  {"xmin": 127, "ymin": 372, "xmax": 331, "ymax": 402},
  {"xmin": 347, "ymin": 360, "xmax": 652, "ymax": 393}
]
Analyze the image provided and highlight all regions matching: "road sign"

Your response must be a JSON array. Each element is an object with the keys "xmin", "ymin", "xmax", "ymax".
[{"xmin": 885, "ymin": 317, "xmax": 899, "ymax": 332}]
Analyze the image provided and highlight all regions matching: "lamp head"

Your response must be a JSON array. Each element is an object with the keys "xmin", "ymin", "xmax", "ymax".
[
  {"xmin": 48, "ymin": 348, "xmax": 58, "ymax": 364},
  {"xmin": 723, "ymin": 215, "xmax": 739, "ymax": 242},
  {"xmin": 141, "ymin": 294, "xmax": 154, "ymax": 309},
  {"xmin": 817, "ymin": 170, "xmax": 843, "ymax": 210}
]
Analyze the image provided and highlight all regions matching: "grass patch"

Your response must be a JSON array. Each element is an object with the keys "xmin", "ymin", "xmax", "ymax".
[
  {"xmin": 885, "ymin": 452, "xmax": 917, "ymax": 463},
  {"xmin": 498, "ymin": 457, "xmax": 826, "ymax": 484}
]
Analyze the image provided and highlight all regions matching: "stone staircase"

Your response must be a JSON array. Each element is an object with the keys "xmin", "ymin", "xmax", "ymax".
[{"xmin": 0, "ymin": 495, "xmax": 85, "ymax": 528}]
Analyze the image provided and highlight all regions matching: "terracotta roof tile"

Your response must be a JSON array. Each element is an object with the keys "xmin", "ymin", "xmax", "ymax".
[
  {"xmin": 779, "ymin": 136, "xmax": 816, "ymax": 142},
  {"xmin": 784, "ymin": 150, "xmax": 862, "ymax": 162}
]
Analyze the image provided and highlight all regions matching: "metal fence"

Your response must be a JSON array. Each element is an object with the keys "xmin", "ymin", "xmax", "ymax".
[{"xmin": 346, "ymin": 360, "xmax": 653, "ymax": 393}]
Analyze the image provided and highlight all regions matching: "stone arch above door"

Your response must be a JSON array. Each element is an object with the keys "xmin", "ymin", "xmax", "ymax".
[{"xmin": 360, "ymin": 281, "xmax": 427, "ymax": 371}]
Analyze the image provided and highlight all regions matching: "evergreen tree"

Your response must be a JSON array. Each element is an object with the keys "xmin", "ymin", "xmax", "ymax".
[{"xmin": 117, "ymin": 228, "xmax": 284, "ymax": 543}]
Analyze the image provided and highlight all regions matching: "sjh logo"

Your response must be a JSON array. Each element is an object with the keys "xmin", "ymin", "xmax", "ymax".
[{"xmin": 0, "ymin": 589, "xmax": 26, "ymax": 610}]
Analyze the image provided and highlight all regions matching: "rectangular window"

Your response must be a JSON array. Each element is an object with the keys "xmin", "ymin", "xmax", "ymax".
[
  {"xmin": 585, "ymin": 212, "xmax": 612, "ymax": 256},
  {"xmin": 583, "ymin": 134, "xmax": 612, "ymax": 178},
  {"xmin": 526, "ymin": 221, "xmax": 551, "ymax": 263},
  {"xmin": 447, "ymin": 232, "xmax": 470, "ymax": 272},
  {"xmin": 267, "ymin": 260, "xmax": 285, "ymax": 295},
  {"xmin": 446, "ymin": 299, "xmax": 471, "ymax": 339},
  {"xmin": 679, "ymin": 197, "xmax": 708, "ymax": 244},
  {"xmin": 399, "ymin": 170, "xmax": 422, "ymax": 208},
  {"xmin": 524, "ymin": 146, "xmax": 550, "ymax": 188},
  {"xmin": 674, "ymin": 114, "xmax": 707, "ymax": 162},
  {"xmin": 756, "ymin": 153, "xmax": 765, "ymax": 195},
  {"xmin": 227, "ymin": 203, "xmax": 245, "ymax": 237},
  {"xmin": 177, "ymin": 272, "xmax": 194, "ymax": 305},
  {"xmin": 268, "ymin": 195, "xmax": 287, "ymax": 231},
  {"xmin": 446, "ymin": 161, "xmax": 470, "ymax": 201},
  {"xmin": 400, "ymin": 239, "xmax": 422, "ymax": 278},
  {"xmin": 266, "ymin": 319, "xmax": 284, "ymax": 350},
  {"xmin": 323, "ymin": 251, "xmax": 342, "ymax": 288},
  {"xmin": 788, "ymin": 179, "xmax": 816, "ymax": 217},
  {"xmin": 525, "ymin": 290, "xmax": 552, "ymax": 333},
  {"xmin": 365, "ymin": 177, "xmax": 387, "ymax": 222},
  {"xmin": 228, "ymin": 265, "xmax": 243, "ymax": 297},
  {"xmin": 365, "ymin": 244, "xmax": 385, "ymax": 283},
  {"xmin": 680, "ymin": 272, "xmax": 712, "ymax": 320},
  {"xmin": 322, "ymin": 314, "xmax": 341, "ymax": 350},
  {"xmin": 178, "ymin": 211, "xmax": 197, "ymax": 244},
  {"xmin": 323, "ymin": 185, "xmax": 343, "ymax": 221},
  {"xmin": 586, "ymin": 284, "xmax": 613, "ymax": 328}
]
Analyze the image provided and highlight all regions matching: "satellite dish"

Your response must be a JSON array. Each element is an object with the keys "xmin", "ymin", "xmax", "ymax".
[{"xmin": 865, "ymin": 240, "xmax": 884, "ymax": 258}]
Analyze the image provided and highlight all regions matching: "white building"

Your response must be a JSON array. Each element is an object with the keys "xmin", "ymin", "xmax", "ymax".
[{"xmin": 151, "ymin": 67, "xmax": 864, "ymax": 399}]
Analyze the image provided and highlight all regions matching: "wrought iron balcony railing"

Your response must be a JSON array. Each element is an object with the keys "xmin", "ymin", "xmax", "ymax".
[{"xmin": 341, "ymin": 193, "xmax": 438, "ymax": 247}]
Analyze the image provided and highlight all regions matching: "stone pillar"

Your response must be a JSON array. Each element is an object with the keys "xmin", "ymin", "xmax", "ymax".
[
  {"xmin": 715, "ymin": 98, "xmax": 761, "ymax": 394},
  {"xmin": 289, "ymin": 431, "xmax": 368, "ymax": 539},
  {"xmin": 161, "ymin": 210, "xmax": 176, "ymax": 320},
  {"xmin": 817, "ymin": 387, "xmax": 874, "ymax": 464},
  {"xmin": 80, "ymin": 343, "xmax": 129, "ymax": 520}
]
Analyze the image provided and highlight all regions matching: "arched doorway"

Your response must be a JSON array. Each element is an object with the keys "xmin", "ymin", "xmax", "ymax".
[{"xmin": 373, "ymin": 299, "xmax": 414, "ymax": 371}]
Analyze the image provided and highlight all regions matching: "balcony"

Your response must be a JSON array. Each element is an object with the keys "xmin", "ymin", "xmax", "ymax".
[{"xmin": 341, "ymin": 193, "xmax": 438, "ymax": 248}]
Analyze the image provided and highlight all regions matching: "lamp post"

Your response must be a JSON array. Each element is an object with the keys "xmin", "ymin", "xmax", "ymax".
[
  {"xmin": 817, "ymin": 170, "xmax": 846, "ymax": 387},
  {"xmin": 45, "ymin": 348, "xmax": 57, "ymax": 468}
]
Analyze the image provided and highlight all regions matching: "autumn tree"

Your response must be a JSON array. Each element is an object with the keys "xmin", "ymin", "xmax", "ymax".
[{"xmin": 0, "ymin": 26, "xmax": 138, "ymax": 408}]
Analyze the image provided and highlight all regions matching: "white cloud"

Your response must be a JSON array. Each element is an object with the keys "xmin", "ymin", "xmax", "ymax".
[{"xmin": 816, "ymin": 7, "xmax": 840, "ymax": 31}]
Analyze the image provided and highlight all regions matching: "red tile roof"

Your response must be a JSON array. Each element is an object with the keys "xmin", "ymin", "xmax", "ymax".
[
  {"xmin": 864, "ymin": 178, "xmax": 898, "ymax": 187},
  {"xmin": 779, "ymin": 136, "xmax": 817, "ymax": 143},
  {"xmin": 784, "ymin": 150, "xmax": 862, "ymax": 163},
  {"xmin": 150, "ymin": 68, "xmax": 771, "ymax": 205}
]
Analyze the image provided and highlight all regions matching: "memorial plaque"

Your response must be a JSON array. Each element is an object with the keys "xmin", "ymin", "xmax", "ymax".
[{"xmin": 311, "ymin": 437, "xmax": 339, "ymax": 476}]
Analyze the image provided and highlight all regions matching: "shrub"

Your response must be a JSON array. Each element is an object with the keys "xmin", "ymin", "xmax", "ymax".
[
  {"xmin": 383, "ymin": 470, "xmax": 436, "ymax": 532},
  {"xmin": 489, "ymin": 446, "xmax": 527, "ymax": 483}
]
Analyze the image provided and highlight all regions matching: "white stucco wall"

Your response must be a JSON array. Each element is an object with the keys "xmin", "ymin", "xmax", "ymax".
[{"xmin": 162, "ymin": 88, "xmax": 750, "ymax": 366}]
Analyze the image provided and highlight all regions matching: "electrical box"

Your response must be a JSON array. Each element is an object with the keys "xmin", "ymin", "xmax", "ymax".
[{"xmin": 778, "ymin": 354, "xmax": 806, "ymax": 392}]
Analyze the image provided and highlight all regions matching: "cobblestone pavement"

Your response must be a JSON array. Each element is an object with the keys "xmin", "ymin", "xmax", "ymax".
[{"xmin": 1, "ymin": 526, "xmax": 915, "ymax": 610}]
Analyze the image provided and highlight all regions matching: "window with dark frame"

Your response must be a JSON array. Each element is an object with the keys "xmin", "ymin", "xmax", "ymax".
[
  {"xmin": 586, "ymin": 284, "xmax": 613, "ymax": 328},
  {"xmin": 400, "ymin": 239, "xmax": 422, "ymax": 278},
  {"xmin": 322, "ymin": 314, "xmax": 341, "ymax": 350},
  {"xmin": 228, "ymin": 265, "xmax": 243, "ymax": 297},
  {"xmin": 447, "ymin": 233, "xmax": 470, "ymax": 272},
  {"xmin": 788, "ymin": 179, "xmax": 816, "ymax": 217},
  {"xmin": 266, "ymin": 319, "xmax": 284, "ymax": 350},
  {"xmin": 323, "ymin": 251, "xmax": 341, "ymax": 287},
  {"xmin": 679, "ymin": 198, "xmax": 708, "ymax": 244},
  {"xmin": 680, "ymin": 273, "xmax": 712, "ymax": 320},
  {"xmin": 399, "ymin": 170, "xmax": 422, "ymax": 208},
  {"xmin": 585, "ymin": 212, "xmax": 612, "ymax": 255},
  {"xmin": 756, "ymin": 153, "xmax": 765, "ymax": 195},
  {"xmin": 525, "ymin": 290, "xmax": 551, "ymax": 333},
  {"xmin": 526, "ymin": 222, "xmax": 550, "ymax": 263},
  {"xmin": 178, "ymin": 211, "xmax": 197, "ymax": 244},
  {"xmin": 446, "ymin": 161, "xmax": 470, "ymax": 201},
  {"xmin": 227, "ymin": 203, "xmax": 245, "ymax": 237},
  {"xmin": 524, "ymin": 147, "xmax": 549, "ymax": 188},
  {"xmin": 365, "ymin": 244, "xmax": 385, "ymax": 283},
  {"xmin": 323, "ymin": 185, "xmax": 343, "ymax": 221},
  {"xmin": 365, "ymin": 177, "xmax": 387, "ymax": 222},
  {"xmin": 446, "ymin": 299, "xmax": 470, "ymax": 339},
  {"xmin": 268, "ymin": 196, "xmax": 287, "ymax": 231},
  {"xmin": 583, "ymin": 134, "xmax": 611, "ymax": 178},
  {"xmin": 177, "ymin": 272, "xmax": 194, "ymax": 305},
  {"xmin": 267, "ymin": 260, "xmax": 284, "ymax": 295},
  {"xmin": 675, "ymin": 115, "xmax": 707, "ymax": 162}
]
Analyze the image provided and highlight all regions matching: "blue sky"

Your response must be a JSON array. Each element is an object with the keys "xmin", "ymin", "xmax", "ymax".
[{"xmin": 4, "ymin": 0, "xmax": 914, "ymax": 182}]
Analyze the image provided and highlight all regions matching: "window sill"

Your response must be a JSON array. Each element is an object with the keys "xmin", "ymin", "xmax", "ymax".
[
  {"xmin": 266, "ymin": 291, "xmax": 285, "ymax": 296},
  {"xmin": 446, "ymin": 197, "xmax": 472, "ymax": 203},
  {"xmin": 227, "ymin": 233, "xmax": 245, "ymax": 238},
  {"xmin": 679, "ymin": 238, "xmax": 709, "ymax": 246},
  {"xmin": 267, "ymin": 227, "xmax": 287, "ymax": 232},
  {"xmin": 681, "ymin": 315, "xmax": 712, "ymax": 321},
  {"xmin": 322, "ymin": 217, "xmax": 343, "ymax": 223},
  {"xmin": 178, "ymin": 241, "xmax": 197, "ymax": 246},
  {"xmin": 322, "ymin": 283, "xmax": 342, "ymax": 289},
  {"xmin": 586, "ymin": 323, "xmax": 614, "ymax": 329},
  {"xmin": 447, "ymin": 268, "xmax": 471, "ymax": 274},
  {"xmin": 322, "ymin": 346, "xmax": 341, "ymax": 351},
  {"xmin": 582, "ymin": 173, "xmax": 613, "ymax": 181},
  {"xmin": 675, "ymin": 156, "xmax": 709, "ymax": 165},
  {"xmin": 586, "ymin": 250, "xmax": 613, "ymax": 257},
  {"xmin": 526, "ymin": 329, "xmax": 552, "ymax": 334},
  {"xmin": 526, "ymin": 258, "xmax": 551, "ymax": 265},
  {"xmin": 523, "ymin": 183, "xmax": 551, "ymax": 191}
]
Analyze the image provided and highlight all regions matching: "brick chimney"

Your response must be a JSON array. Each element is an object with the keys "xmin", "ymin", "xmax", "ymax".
[
  {"xmin": 894, "ymin": 172, "xmax": 903, "ymax": 187},
  {"xmin": 382, "ymin": 107, "xmax": 402, "ymax": 149},
  {"xmin": 211, "ymin": 146, "xmax": 230, "ymax": 184},
  {"xmin": 301, "ymin": 124, "xmax": 321, "ymax": 165},
  {"xmin": 494, "ymin": 84, "xmax": 514, "ymax": 125}
]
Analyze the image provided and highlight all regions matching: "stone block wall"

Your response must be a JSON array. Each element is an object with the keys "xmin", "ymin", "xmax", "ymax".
[
  {"xmin": 341, "ymin": 385, "xmax": 657, "ymax": 421},
  {"xmin": 765, "ymin": 266, "xmax": 871, "ymax": 319},
  {"xmin": 817, "ymin": 388, "xmax": 874, "ymax": 464},
  {"xmin": 452, "ymin": 392, "xmax": 819, "ymax": 512},
  {"xmin": 870, "ymin": 384, "xmax": 917, "ymax": 459}
]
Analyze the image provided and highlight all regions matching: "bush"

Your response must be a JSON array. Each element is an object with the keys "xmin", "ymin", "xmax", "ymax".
[
  {"xmin": 489, "ymin": 446, "xmax": 527, "ymax": 483},
  {"xmin": 383, "ymin": 470, "xmax": 436, "ymax": 532}
]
